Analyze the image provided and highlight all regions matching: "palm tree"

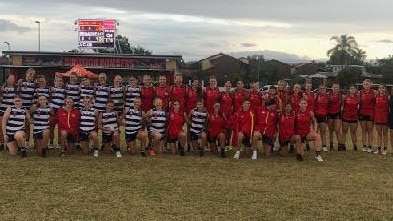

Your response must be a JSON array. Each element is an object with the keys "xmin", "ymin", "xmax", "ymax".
[{"xmin": 327, "ymin": 34, "xmax": 359, "ymax": 66}]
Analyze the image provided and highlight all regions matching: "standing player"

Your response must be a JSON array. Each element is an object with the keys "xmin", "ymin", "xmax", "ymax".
[
  {"xmin": 140, "ymin": 74, "xmax": 155, "ymax": 113},
  {"xmin": 204, "ymin": 76, "xmax": 221, "ymax": 114},
  {"xmin": 65, "ymin": 72, "xmax": 80, "ymax": 107},
  {"xmin": 313, "ymin": 85, "xmax": 329, "ymax": 151},
  {"xmin": 185, "ymin": 78, "xmax": 203, "ymax": 150},
  {"xmin": 18, "ymin": 68, "xmax": 36, "ymax": 147},
  {"xmin": 110, "ymin": 75, "xmax": 125, "ymax": 114},
  {"xmin": 249, "ymin": 82, "xmax": 263, "ymax": 113},
  {"xmin": 94, "ymin": 73, "xmax": 110, "ymax": 113},
  {"xmin": 359, "ymin": 79, "xmax": 376, "ymax": 152},
  {"xmin": 79, "ymin": 76, "xmax": 95, "ymax": 109},
  {"xmin": 373, "ymin": 84, "xmax": 389, "ymax": 154},
  {"xmin": 327, "ymin": 83, "xmax": 344, "ymax": 151},
  {"xmin": 155, "ymin": 75, "xmax": 170, "ymax": 110},
  {"xmin": 34, "ymin": 75, "xmax": 51, "ymax": 103},
  {"xmin": 232, "ymin": 80, "xmax": 249, "ymax": 113},
  {"xmin": 341, "ymin": 85, "xmax": 359, "ymax": 151},
  {"xmin": 170, "ymin": 73, "xmax": 187, "ymax": 112},
  {"xmin": 49, "ymin": 76, "xmax": 65, "ymax": 149},
  {"xmin": 220, "ymin": 81, "xmax": 234, "ymax": 148},
  {"xmin": 124, "ymin": 76, "xmax": 141, "ymax": 108}
]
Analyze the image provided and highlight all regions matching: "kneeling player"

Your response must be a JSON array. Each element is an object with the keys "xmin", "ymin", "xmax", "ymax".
[
  {"xmin": 167, "ymin": 100, "xmax": 186, "ymax": 156},
  {"xmin": 79, "ymin": 96, "xmax": 99, "ymax": 157},
  {"xmin": 278, "ymin": 103, "xmax": 302, "ymax": 160},
  {"xmin": 98, "ymin": 100, "xmax": 121, "ymax": 157}
]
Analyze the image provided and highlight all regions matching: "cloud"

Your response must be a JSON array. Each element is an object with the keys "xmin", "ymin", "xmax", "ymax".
[
  {"xmin": 240, "ymin": 43, "xmax": 257, "ymax": 48},
  {"xmin": 0, "ymin": 19, "xmax": 31, "ymax": 32},
  {"xmin": 376, "ymin": 39, "xmax": 393, "ymax": 44}
]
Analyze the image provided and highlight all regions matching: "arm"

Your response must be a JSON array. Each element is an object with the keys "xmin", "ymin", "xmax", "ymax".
[
  {"xmin": 2, "ymin": 107, "xmax": 10, "ymax": 140},
  {"xmin": 309, "ymin": 111, "xmax": 318, "ymax": 133}
]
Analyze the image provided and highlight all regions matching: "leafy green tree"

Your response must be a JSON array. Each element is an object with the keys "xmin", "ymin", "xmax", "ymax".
[
  {"xmin": 336, "ymin": 67, "xmax": 362, "ymax": 87},
  {"xmin": 327, "ymin": 34, "xmax": 360, "ymax": 65},
  {"xmin": 131, "ymin": 45, "xmax": 152, "ymax": 55}
]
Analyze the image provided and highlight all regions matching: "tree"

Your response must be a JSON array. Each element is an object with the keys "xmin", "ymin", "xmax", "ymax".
[
  {"xmin": 336, "ymin": 67, "xmax": 362, "ymax": 87},
  {"xmin": 131, "ymin": 45, "xmax": 152, "ymax": 55},
  {"xmin": 327, "ymin": 34, "xmax": 360, "ymax": 66},
  {"xmin": 378, "ymin": 56, "xmax": 393, "ymax": 84}
]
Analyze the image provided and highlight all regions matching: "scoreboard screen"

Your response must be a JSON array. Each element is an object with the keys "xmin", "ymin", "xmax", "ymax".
[{"xmin": 77, "ymin": 19, "xmax": 116, "ymax": 48}]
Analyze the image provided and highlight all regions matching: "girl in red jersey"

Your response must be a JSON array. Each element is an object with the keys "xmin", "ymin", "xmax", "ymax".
[
  {"xmin": 313, "ymin": 85, "xmax": 329, "ymax": 151},
  {"xmin": 342, "ymin": 85, "xmax": 360, "ymax": 151},
  {"xmin": 220, "ymin": 81, "xmax": 234, "ymax": 147},
  {"xmin": 252, "ymin": 98, "xmax": 279, "ymax": 159},
  {"xmin": 232, "ymin": 80, "xmax": 249, "ymax": 112},
  {"xmin": 140, "ymin": 74, "xmax": 155, "ymax": 113},
  {"xmin": 207, "ymin": 102, "xmax": 226, "ymax": 158},
  {"xmin": 154, "ymin": 75, "xmax": 170, "ymax": 111},
  {"xmin": 279, "ymin": 103, "xmax": 302, "ymax": 160},
  {"xmin": 204, "ymin": 76, "xmax": 221, "ymax": 114},
  {"xmin": 167, "ymin": 100, "xmax": 187, "ymax": 156},
  {"xmin": 233, "ymin": 100, "xmax": 254, "ymax": 159},
  {"xmin": 170, "ymin": 73, "xmax": 187, "ymax": 112},
  {"xmin": 296, "ymin": 99, "xmax": 323, "ymax": 162},
  {"xmin": 359, "ymin": 79, "xmax": 376, "ymax": 152},
  {"xmin": 289, "ymin": 83, "xmax": 303, "ymax": 113},
  {"xmin": 303, "ymin": 82, "xmax": 315, "ymax": 151},
  {"xmin": 276, "ymin": 80, "xmax": 289, "ymax": 112},
  {"xmin": 249, "ymin": 82, "xmax": 263, "ymax": 113},
  {"xmin": 373, "ymin": 84, "xmax": 389, "ymax": 154},
  {"xmin": 327, "ymin": 83, "xmax": 344, "ymax": 151}
]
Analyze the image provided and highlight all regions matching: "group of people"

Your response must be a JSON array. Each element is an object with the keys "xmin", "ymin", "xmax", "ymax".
[{"xmin": 1, "ymin": 68, "xmax": 389, "ymax": 162}]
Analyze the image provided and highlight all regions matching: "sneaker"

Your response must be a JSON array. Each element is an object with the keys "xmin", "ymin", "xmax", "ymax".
[
  {"xmin": 315, "ymin": 155, "xmax": 323, "ymax": 162},
  {"xmin": 367, "ymin": 147, "xmax": 373, "ymax": 153},
  {"xmin": 116, "ymin": 151, "xmax": 122, "ymax": 158},
  {"xmin": 60, "ymin": 152, "xmax": 66, "ymax": 157},
  {"xmin": 251, "ymin": 151, "xmax": 257, "ymax": 160},
  {"xmin": 296, "ymin": 154, "xmax": 303, "ymax": 161},
  {"xmin": 149, "ymin": 149, "xmax": 156, "ymax": 156},
  {"xmin": 93, "ymin": 150, "xmax": 99, "ymax": 157},
  {"xmin": 21, "ymin": 148, "xmax": 27, "ymax": 158},
  {"xmin": 48, "ymin": 143, "xmax": 54, "ymax": 150},
  {"xmin": 322, "ymin": 147, "xmax": 328, "ymax": 152},
  {"xmin": 382, "ymin": 149, "xmax": 387, "ymax": 155},
  {"xmin": 362, "ymin": 147, "xmax": 367, "ymax": 152},
  {"xmin": 233, "ymin": 151, "xmax": 240, "ymax": 159},
  {"xmin": 373, "ymin": 149, "xmax": 380, "ymax": 154},
  {"xmin": 140, "ymin": 150, "xmax": 147, "ymax": 157}
]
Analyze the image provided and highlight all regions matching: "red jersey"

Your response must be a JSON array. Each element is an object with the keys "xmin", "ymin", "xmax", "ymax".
[
  {"xmin": 168, "ymin": 110, "xmax": 185, "ymax": 139},
  {"xmin": 374, "ymin": 94, "xmax": 388, "ymax": 124},
  {"xmin": 254, "ymin": 107, "xmax": 279, "ymax": 139},
  {"xmin": 170, "ymin": 84, "xmax": 187, "ymax": 112},
  {"xmin": 220, "ymin": 91, "xmax": 233, "ymax": 116},
  {"xmin": 185, "ymin": 87, "xmax": 199, "ymax": 114},
  {"xmin": 155, "ymin": 85, "xmax": 170, "ymax": 110},
  {"xmin": 204, "ymin": 87, "xmax": 221, "ymax": 114},
  {"xmin": 359, "ymin": 89, "xmax": 375, "ymax": 116},
  {"xmin": 328, "ymin": 92, "xmax": 342, "ymax": 114},
  {"xmin": 55, "ymin": 107, "xmax": 80, "ymax": 136},
  {"xmin": 342, "ymin": 94, "xmax": 359, "ymax": 121},
  {"xmin": 289, "ymin": 91, "xmax": 303, "ymax": 113},
  {"xmin": 249, "ymin": 90, "xmax": 263, "ymax": 112},
  {"xmin": 234, "ymin": 109, "xmax": 255, "ymax": 137},
  {"xmin": 296, "ymin": 110, "xmax": 311, "ymax": 138},
  {"xmin": 232, "ymin": 89, "xmax": 248, "ymax": 112},
  {"xmin": 141, "ymin": 86, "xmax": 155, "ymax": 112},
  {"xmin": 279, "ymin": 111, "xmax": 295, "ymax": 142},
  {"xmin": 314, "ymin": 93, "xmax": 329, "ymax": 116},
  {"xmin": 304, "ymin": 91, "xmax": 315, "ymax": 112},
  {"xmin": 208, "ymin": 112, "xmax": 226, "ymax": 137},
  {"xmin": 277, "ymin": 89, "xmax": 289, "ymax": 111}
]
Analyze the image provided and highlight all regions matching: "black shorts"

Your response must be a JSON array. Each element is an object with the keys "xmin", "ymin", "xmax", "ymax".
[
  {"xmin": 328, "ymin": 112, "xmax": 341, "ymax": 120},
  {"xmin": 65, "ymin": 134, "xmax": 77, "ymax": 143},
  {"xmin": 125, "ymin": 133, "xmax": 137, "ymax": 142},
  {"xmin": 167, "ymin": 137, "xmax": 178, "ymax": 143},
  {"xmin": 342, "ymin": 118, "xmax": 358, "ymax": 124},
  {"xmin": 102, "ymin": 133, "xmax": 114, "ymax": 143},
  {"xmin": 315, "ymin": 115, "xmax": 327, "ymax": 123},
  {"xmin": 33, "ymin": 132, "xmax": 43, "ymax": 140},
  {"xmin": 262, "ymin": 134, "xmax": 274, "ymax": 147},
  {"xmin": 359, "ymin": 114, "xmax": 373, "ymax": 121},
  {"xmin": 79, "ymin": 131, "xmax": 93, "ymax": 142},
  {"xmin": 208, "ymin": 135, "xmax": 217, "ymax": 143},
  {"xmin": 301, "ymin": 137, "xmax": 307, "ymax": 143},
  {"xmin": 190, "ymin": 131, "xmax": 203, "ymax": 141},
  {"xmin": 6, "ymin": 134, "xmax": 15, "ymax": 142}
]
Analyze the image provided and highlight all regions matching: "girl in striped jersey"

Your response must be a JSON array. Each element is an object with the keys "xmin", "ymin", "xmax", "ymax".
[
  {"xmin": 110, "ymin": 75, "xmax": 125, "ymax": 114},
  {"xmin": 94, "ymin": 73, "xmax": 110, "ymax": 112},
  {"xmin": 1, "ymin": 95, "xmax": 30, "ymax": 157},
  {"xmin": 79, "ymin": 96, "xmax": 99, "ymax": 157},
  {"xmin": 124, "ymin": 76, "xmax": 141, "ymax": 108},
  {"xmin": 18, "ymin": 68, "xmax": 35, "ymax": 147},
  {"xmin": 30, "ymin": 95, "xmax": 54, "ymax": 157},
  {"xmin": 49, "ymin": 77, "xmax": 65, "ymax": 148},
  {"xmin": 98, "ymin": 99, "xmax": 121, "ymax": 157},
  {"xmin": 120, "ymin": 97, "xmax": 147, "ymax": 156},
  {"xmin": 34, "ymin": 75, "xmax": 51, "ymax": 104},
  {"xmin": 65, "ymin": 72, "xmax": 80, "ymax": 107},
  {"xmin": 146, "ymin": 98, "xmax": 167, "ymax": 155},
  {"xmin": 186, "ymin": 99, "xmax": 208, "ymax": 156},
  {"xmin": 79, "ymin": 77, "xmax": 95, "ymax": 109},
  {"xmin": 0, "ymin": 74, "xmax": 16, "ymax": 150}
]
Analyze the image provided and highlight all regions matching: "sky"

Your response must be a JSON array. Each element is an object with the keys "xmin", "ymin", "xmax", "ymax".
[{"xmin": 1, "ymin": 0, "xmax": 393, "ymax": 62}]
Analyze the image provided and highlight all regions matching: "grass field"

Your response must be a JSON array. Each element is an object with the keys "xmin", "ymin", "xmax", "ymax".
[{"xmin": 1, "ymin": 141, "xmax": 393, "ymax": 220}]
